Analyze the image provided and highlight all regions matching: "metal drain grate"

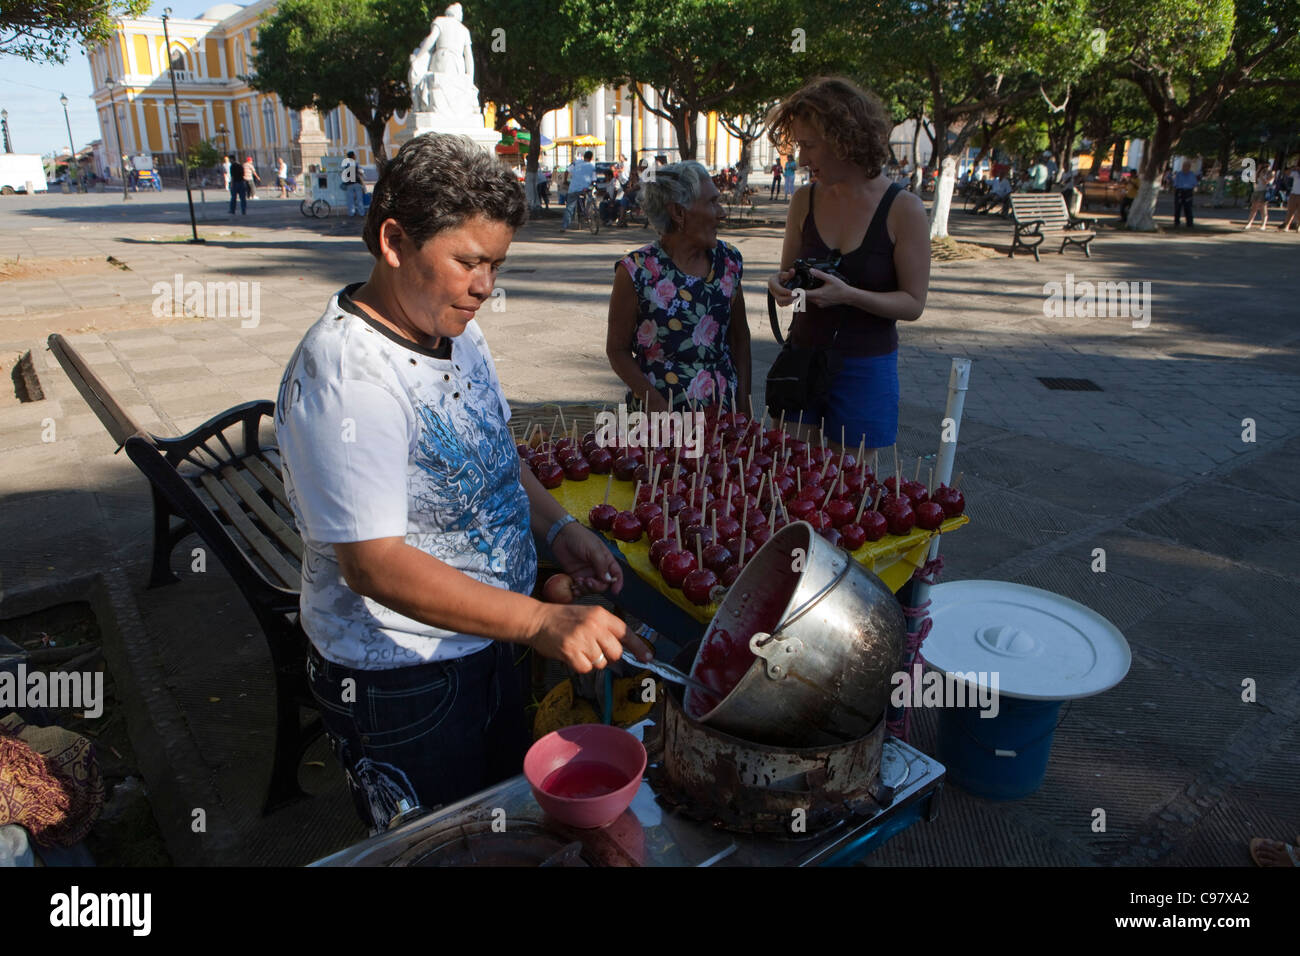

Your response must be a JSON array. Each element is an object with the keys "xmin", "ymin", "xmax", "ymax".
[{"xmin": 1038, "ymin": 377, "xmax": 1102, "ymax": 392}]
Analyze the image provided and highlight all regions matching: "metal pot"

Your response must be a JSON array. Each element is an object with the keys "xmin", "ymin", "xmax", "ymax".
[
  {"xmin": 650, "ymin": 656, "xmax": 889, "ymax": 834},
  {"xmin": 688, "ymin": 521, "xmax": 905, "ymax": 747}
]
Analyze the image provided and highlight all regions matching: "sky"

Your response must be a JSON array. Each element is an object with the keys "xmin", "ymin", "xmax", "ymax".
[{"xmin": 1, "ymin": 3, "xmax": 212, "ymax": 157}]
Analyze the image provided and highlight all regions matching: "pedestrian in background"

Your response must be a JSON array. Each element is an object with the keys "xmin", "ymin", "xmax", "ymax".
[
  {"xmin": 1281, "ymin": 161, "xmax": 1300, "ymax": 232},
  {"xmin": 562, "ymin": 150, "xmax": 596, "ymax": 230},
  {"xmin": 1244, "ymin": 163, "xmax": 1274, "ymax": 231},
  {"xmin": 1120, "ymin": 171, "xmax": 1139, "ymax": 222},
  {"xmin": 783, "ymin": 156, "xmax": 797, "ymax": 200},
  {"xmin": 228, "ymin": 153, "xmax": 247, "ymax": 215},
  {"xmin": 276, "ymin": 157, "xmax": 289, "ymax": 198},
  {"xmin": 341, "ymin": 151, "xmax": 365, "ymax": 217},
  {"xmin": 243, "ymin": 156, "xmax": 261, "ymax": 199},
  {"xmin": 221, "ymin": 155, "xmax": 231, "ymax": 192},
  {"xmin": 1172, "ymin": 159, "xmax": 1199, "ymax": 227},
  {"xmin": 770, "ymin": 158, "xmax": 783, "ymax": 199}
]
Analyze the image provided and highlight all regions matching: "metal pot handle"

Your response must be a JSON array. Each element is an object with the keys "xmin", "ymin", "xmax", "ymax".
[{"xmin": 748, "ymin": 557, "xmax": 853, "ymax": 679}]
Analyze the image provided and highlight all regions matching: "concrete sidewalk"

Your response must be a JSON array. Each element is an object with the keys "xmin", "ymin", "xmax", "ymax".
[{"xmin": 1, "ymin": 189, "xmax": 1297, "ymax": 865}]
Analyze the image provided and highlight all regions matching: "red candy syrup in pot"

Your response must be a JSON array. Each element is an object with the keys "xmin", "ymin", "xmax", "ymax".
[{"xmin": 541, "ymin": 760, "xmax": 629, "ymax": 799}]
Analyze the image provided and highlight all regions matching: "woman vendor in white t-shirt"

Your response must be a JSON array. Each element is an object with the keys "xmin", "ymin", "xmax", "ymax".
[{"xmin": 275, "ymin": 133, "xmax": 652, "ymax": 831}]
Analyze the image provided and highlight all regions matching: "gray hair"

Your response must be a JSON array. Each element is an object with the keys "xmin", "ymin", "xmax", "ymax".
[{"xmin": 641, "ymin": 160, "xmax": 711, "ymax": 234}]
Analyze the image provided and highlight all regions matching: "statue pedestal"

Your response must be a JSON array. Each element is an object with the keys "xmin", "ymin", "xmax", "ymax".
[{"xmin": 394, "ymin": 112, "xmax": 499, "ymax": 154}]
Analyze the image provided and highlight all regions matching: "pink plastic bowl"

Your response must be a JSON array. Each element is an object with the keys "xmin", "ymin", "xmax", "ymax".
[{"xmin": 524, "ymin": 724, "xmax": 647, "ymax": 829}]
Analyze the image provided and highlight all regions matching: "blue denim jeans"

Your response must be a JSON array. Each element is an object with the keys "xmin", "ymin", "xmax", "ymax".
[
  {"xmin": 228, "ymin": 181, "xmax": 246, "ymax": 214},
  {"xmin": 307, "ymin": 641, "xmax": 531, "ymax": 831}
]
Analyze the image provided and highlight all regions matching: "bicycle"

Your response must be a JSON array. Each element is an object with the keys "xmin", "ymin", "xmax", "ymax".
[{"xmin": 573, "ymin": 186, "xmax": 600, "ymax": 235}]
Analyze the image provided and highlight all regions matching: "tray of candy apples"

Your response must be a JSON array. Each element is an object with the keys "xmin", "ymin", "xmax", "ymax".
[{"xmin": 518, "ymin": 405, "xmax": 968, "ymax": 621}]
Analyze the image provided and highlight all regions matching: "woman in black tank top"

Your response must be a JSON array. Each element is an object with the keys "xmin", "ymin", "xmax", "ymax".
[{"xmin": 766, "ymin": 78, "xmax": 931, "ymax": 454}]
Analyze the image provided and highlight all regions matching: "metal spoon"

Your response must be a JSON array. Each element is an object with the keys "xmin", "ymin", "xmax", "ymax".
[{"xmin": 624, "ymin": 654, "xmax": 715, "ymax": 698}]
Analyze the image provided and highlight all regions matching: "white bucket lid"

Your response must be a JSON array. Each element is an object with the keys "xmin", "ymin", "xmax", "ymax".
[{"xmin": 921, "ymin": 580, "xmax": 1131, "ymax": 701}]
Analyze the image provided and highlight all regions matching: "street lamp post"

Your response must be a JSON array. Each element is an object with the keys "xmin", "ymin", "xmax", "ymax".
[
  {"xmin": 1, "ymin": 109, "xmax": 12, "ymax": 153},
  {"xmin": 59, "ymin": 94, "xmax": 83, "ymax": 193},
  {"xmin": 162, "ymin": 9, "xmax": 203, "ymax": 243},
  {"xmin": 104, "ymin": 78, "xmax": 131, "ymax": 201}
]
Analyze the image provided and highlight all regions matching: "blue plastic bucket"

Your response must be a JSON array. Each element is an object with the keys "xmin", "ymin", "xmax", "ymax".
[{"xmin": 936, "ymin": 697, "xmax": 1062, "ymax": 800}]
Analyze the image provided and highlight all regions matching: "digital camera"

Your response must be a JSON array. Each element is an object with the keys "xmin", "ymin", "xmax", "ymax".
[{"xmin": 782, "ymin": 254, "xmax": 844, "ymax": 290}]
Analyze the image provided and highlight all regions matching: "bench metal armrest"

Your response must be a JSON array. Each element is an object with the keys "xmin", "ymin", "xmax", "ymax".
[
  {"xmin": 1015, "ymin": 218, "xmax": 1045, "ymax": 234},
  {"xmin": 155, "ymin": 399, "xmax": 277, "ymax": 465}
]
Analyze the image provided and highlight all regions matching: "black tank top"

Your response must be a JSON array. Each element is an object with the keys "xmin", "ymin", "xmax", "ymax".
[{"xmin": 789, "ymin": 181, "xmax": 902, "ymax": 357}]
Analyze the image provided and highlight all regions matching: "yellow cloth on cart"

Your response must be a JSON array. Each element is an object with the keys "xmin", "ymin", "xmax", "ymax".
[{"xmin": 547, "ymin": 477, "xmax": 968, "ymax": 623}]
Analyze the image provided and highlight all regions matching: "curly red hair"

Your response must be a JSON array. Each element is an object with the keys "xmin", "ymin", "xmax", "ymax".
[{"xmin": 767, "ymin": 77, "xmax": 893, "ymax": 179}]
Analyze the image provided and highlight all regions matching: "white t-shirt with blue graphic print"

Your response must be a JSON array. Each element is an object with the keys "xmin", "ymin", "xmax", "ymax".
[{"xmin": 275, "ymin": 287, "xmax": 537, "ymax": 669}]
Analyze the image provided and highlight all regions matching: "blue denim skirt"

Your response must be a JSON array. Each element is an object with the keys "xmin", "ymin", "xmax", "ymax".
[{"xmin": 810, "ymin": 351, "xmax": 900, "ymax": 449}]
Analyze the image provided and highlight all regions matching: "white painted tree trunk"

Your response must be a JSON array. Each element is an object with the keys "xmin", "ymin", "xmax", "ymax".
[
  {"xmin": 929, "ymin": 155, "xmax": 957, "ymax": 238},
  {"xmin": 1126, "ymin": 179, "xmax": 1160, "ymax": 231},
  {"xmin": 524, "ymin": 169, "xmax": 539, "ymax": 212}
]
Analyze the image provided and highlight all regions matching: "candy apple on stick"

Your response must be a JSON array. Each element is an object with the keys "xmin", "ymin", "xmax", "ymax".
[{"xmin": 588, "ymin": 474, "xmax": 617, "ymax": 531}]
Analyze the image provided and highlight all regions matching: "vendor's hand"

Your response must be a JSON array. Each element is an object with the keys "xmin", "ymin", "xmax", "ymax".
[
  {"xmin": 805, "ymin": 268, "xmax": 852, "ymax": 308},
  {"xmin": 552, "ymin": 522, "xmax": 624, "ymax": 596},
  {"xmin": 767, "ymin": 270, "xmax": 796, "ymax": 307},
  {"xmin": 528, "ymin": 603, "xmax": 654, "ymax": 672}
]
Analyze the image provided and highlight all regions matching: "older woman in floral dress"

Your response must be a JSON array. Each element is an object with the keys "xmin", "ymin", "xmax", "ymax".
[{"xmin": 606, "ymin": 160, "xmax": 751, "ymax": 414}]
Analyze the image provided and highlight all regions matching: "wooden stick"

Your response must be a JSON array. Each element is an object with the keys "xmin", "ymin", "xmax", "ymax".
[
  {"xmin": 873, "ymin": 486, "xmax": 883, "ymax": 511},
  {"xmin": 854, "ymin": 483, "xmax": 871, "ymax": 524},
  {"xmin": 603, "ymin": 473, "xmax": 613, "ymax": 505},
  {"xmin": 769, "ymin": 494, "xmax": 778, "ymax": 532},
  {"xmin": 821, "ymin": 476, "xmax": 836, "ymax": 510},
  {"xmin": 841, "ymin": 425, "xmax": 846, "ymax": 455},
  {"xmin": 928, "ymin": 467, "xmax": 934, "ymax": 496},
  {"xmin": 557, "ymin": 406, "xmax": 567, "ymax": 436},
  {"xmin": 778, "ymin": 409, "xmax": 786, "ymax": 435},
  {"xmin": 914, "ymin": 456, "xmax": 921, "ymax": 483},
  {"xmin": 673, "ymin": 442, "xmax": 682, "ymax": 481},
  {"xmin": 954, "ymin": 471, "xmax": 964, "ymax": 490},
  {"xmin": 856, "ymin": 435, "xmax": 865, "ymax": 469},
  {"xmin": 730, "ymin": 382, "xmax": 737, "ymax": 415},
  {"xmin": 892, "ymin": 446, "xmax": 900, "ymax": 495},
  {"xmin": 633, "ymin": 478, "xmax": 642, "ymax": 506},
  {"xmin": 755, "ymin": 473, "xmax": 769, "ymax": 515},
  {"xmin": 796, "ymin": 467, "xmax": 802, "ymax": 493},
  {"xmin": 675, "ymin": 514, "xmax": 682, "ymax": 550},
  {"xmin": 550, "ymin": 415, "xmax": 559, "ymax": 441},
  {"xmin": 739, "ymin": 513, "xmax": 748, "ymax": 567},
  {"xmin": 696, "ymin": 534, "xmax": 704, "ymax": 568}
]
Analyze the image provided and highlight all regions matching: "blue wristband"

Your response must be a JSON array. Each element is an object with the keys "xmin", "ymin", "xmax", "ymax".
[{"xmin": 545, "ymin": 514, "xmax": 577, "ymax": 550}]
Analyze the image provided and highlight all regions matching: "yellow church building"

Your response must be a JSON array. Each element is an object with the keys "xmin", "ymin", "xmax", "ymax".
[{"xmin": 85, "ymin": 2, "xmax": 771, "ymax": 185}]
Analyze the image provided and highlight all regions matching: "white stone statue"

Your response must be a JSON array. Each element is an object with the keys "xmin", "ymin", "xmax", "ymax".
[{"xmin": 408, "ymin": 3, "xmax": 480, "ymax": 123}]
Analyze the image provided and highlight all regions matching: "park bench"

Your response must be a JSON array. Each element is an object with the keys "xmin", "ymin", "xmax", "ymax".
[
  {"xmin": 1009, "ymin": 193, "xmax": 1097, "ymax": 261},
  {"xmin": 47, "ymin": 333, "xmax": 321, "ymax": 815},
  {"xmin": 1079, "ymin": 180, "xmax": 1124, "ymax": 211}
]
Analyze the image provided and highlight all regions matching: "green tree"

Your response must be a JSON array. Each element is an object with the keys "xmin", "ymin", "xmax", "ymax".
[
  {"xmin": 1181, "ymin": 86, "xmax": 1300, "ymax": 204},
  {"xmin": 251, "ymin": 0, "xmax": 434, "ymax": 168},
  {"xmin": 1, "ymin": 0, "xmax": 148, "ymax": 63},
  {"xmin": 463, "ymin": 0, "xmax": 601, "ymax": 209},
  {"xmin": 583, "ymin": 0, "xmax": 846, "ymax": 160},
  {"xmin": 868, "ymin": 0, "xmax": 1098, "ymax": 237},
  {"xmin": 1095, "ymin": 0, "xmax": 1300, "ymax": 230}
]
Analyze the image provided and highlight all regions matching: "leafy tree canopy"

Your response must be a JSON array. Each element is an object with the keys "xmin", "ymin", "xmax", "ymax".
[{"xmin": 1, "ymin": 0, "xmax": 149, "ymax": 63}]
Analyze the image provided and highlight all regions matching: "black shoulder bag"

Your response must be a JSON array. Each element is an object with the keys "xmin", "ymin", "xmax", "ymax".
[{"xmin": 763, "ymin": 258, "xmax": 845, "ymax": 419}]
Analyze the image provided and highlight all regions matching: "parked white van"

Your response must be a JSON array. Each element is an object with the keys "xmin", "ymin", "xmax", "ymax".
[{"xmin": 0, "ymin": 155, "xmax": 49, "ymax": 194}]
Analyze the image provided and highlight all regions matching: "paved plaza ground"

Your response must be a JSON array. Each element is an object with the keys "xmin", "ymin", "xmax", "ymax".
[{"xmin": 0, "ymin": 185, "xmax": 1297, "ymax": 866}]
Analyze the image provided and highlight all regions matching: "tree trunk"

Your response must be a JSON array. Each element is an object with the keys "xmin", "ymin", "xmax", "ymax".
[
  {"xmin": 929, "ymin": 154, "xmax": 958, "ymax": 238},
  {"xmin": 1127, "ymin": 116, "xmax": 1176, "ymax": 231},
  {"xmin": 525, "ymin": 127, "xmax": 542, "ymax": 212},
  {"xmin": 366, "ymin": 118, "xmax": 389, "ymax": 170},
  {"xmin": 672, "ymin": 109, "xmax": 698, "ymax": 159},
  {"xmin": 737, "ymin": 136, "xmax": 752, "ymax": 193}
]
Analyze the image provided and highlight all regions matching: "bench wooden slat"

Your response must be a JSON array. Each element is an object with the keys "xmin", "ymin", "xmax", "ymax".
[
  {"xmin": 47, "ymin": 333, "xmax": 149, "ymax": 447},
  {"xmin": 219, "ymin": 462, "xmax": 304, "ymax": 560},
  {"xmin": 241, "ymin": 453, "xmax": 291, "ymax": 510},
  {"xmin": 197, "ymin": 471, "xmax": 301, "ymax": 588}
]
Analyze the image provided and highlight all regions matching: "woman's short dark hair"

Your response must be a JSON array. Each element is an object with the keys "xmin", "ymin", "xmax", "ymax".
[
  {"xmin": 363, "ymin": 133, "xmax": 527, "ymax": 257},
  {"xmin": 767, "ymin": 77, "xmax": 893, "ymax": 179}
]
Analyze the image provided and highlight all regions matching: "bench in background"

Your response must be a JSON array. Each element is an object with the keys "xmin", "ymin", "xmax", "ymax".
[{"xmin": 1009, "ymin": 193, "xmax": 1097, "ymax": 261}]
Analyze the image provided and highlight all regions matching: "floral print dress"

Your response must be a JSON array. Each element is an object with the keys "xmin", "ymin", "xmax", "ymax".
[{"xmin": 619, "ymin": 239, "xmax": 743, "ymax": 410}]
